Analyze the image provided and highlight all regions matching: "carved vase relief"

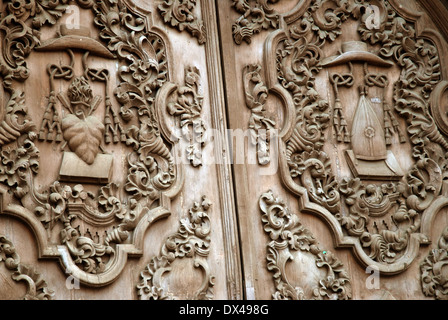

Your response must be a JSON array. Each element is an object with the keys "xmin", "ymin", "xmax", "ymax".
[
  {"xmin": 0, "ymin": 0, "xmax": 209, "ymax": 287},
  {"xmin": 236, "ymin": 0, "xmax": 448, "ymax": 274}
]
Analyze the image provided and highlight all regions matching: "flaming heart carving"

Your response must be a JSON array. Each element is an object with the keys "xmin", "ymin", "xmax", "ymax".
[{"xmin": 62, "ymin": 114, "xmax": 104, "ymax": 165}]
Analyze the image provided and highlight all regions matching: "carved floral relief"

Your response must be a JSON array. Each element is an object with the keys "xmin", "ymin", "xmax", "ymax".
[
  {"xmin": 158, "ymin": 0, "xmax": 206, "ymax": 44},
  {"xmin": 421, "ymin": 226, "xmax": 448, "ymax": 300},
  {"xmin": 235, "ymin": 0, "xmax": 448, "ymax": 274}
]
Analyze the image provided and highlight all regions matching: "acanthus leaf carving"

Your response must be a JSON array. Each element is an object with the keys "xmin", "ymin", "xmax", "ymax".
[
  {"xmin": 158, "ymin": 0, "xmax": 206, "ymax": 44},
  {"xmin": 231, "ymin": 0, "xmax": 280, "ymax": 45},
  {"xmin": 242, "ymin": 63, "xmax": 276, "ymax": 165},
  {"xmin": 421, "ymin": 227, "xmax": 448, "ymax": 300},
  {"xmin": 167, "ymin": 66, "xmax": 206, "ymax": 167}
]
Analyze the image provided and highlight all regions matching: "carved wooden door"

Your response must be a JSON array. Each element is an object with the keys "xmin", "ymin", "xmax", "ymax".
[
  {"xmin": 218, "ymin": 0, "xmax": 448, "ymax": 300},
  {"xmin": 1, "ymin": 0, "xmax": 448, "ymax": 301}
]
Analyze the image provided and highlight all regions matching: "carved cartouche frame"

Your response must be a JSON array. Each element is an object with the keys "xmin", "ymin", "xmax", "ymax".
[{"xmin": 0, "ymin": 0, "xmax": 185, "ymax": 287}]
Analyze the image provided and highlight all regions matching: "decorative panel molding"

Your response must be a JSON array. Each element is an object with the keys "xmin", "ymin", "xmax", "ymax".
[{"xmin": 0, "ymin": 0, "xmax": 185, "ymax": 287}]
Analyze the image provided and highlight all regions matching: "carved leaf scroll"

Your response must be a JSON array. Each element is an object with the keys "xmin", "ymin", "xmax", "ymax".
[
  {"xmin": 168, "ymin": 66, "xmax": 206, "ymax": 167},
  {"xmin": 0, "ymin": 0, "xmax": 188, "ymax": 287},
  {"xmin": 158, "ymin": 0, "xmax": 206, "ymax": 44},
  {"xmin": 243, "ymin": 63, "xmax": 276, "ymax": 165},
  {"xmin": 234, "ymin": 0, "xmax": 448, "ymax": 274},
  {"xmin": 421, "ymin": 227, "xmax": 448, "ymax": 300},
  {"xmin": 259, "ymin": 190, "xmax": 351, "ymax": 300},
  {"xmin": 0, "ymin": 235, "xmax": 54, "ymax": 300},
  {"xmin": 231, "ymin": 0, "xmax": 280, "ymax": 44}
]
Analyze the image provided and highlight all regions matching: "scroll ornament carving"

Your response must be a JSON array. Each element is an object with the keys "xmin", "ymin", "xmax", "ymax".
[
  {"xmin": 168, "ymin": 66, "xmax": 206, "ymax": 167},
  {"xmin": 0, "ymin": 235, "xmax": 54, "ymax": 300},
  {"xmin": 231, "ymin": 0, "xmax": 280, "ymax": 44},
  {"xmin": 0, "ymin": 0, "xmax": 186, "ymax": 286},
  {"xmin": 137, "ymin": 196, "xmax": 214, "ymax": 300},
  {"xmin": 243, "ymin": 0, "xmax": 448, "ymax": 273},
  {"xmin": 259, "ymin": 190, "xmax": 351, "ymax": 300},
  {"xmin": 421, "ymin": 227, "xmax": 448, "ymax": 300},
  {"xmin": 243, "ymin": 63, "xmax": 276, "ymax": 165},
  {"xmin": 158, "ymin": 0, "xmax": 206, "ymax": 44}
]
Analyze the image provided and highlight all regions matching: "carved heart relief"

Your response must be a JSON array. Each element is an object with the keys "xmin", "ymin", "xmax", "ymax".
[{"xmin": 62, "ymin": 114, "xmax": 105, "ymax": 165}]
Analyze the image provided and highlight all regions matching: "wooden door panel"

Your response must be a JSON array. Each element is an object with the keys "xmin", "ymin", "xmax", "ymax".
[{"xmin": 218, "ymin": 0, "xmax": 448, "ymax": 300}]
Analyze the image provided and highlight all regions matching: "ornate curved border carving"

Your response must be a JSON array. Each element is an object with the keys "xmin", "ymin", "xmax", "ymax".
[
  {"xmin": 235, "ymin": 0, "xmax": 448, "ymax": 274},
  {"xmin": 0, "ymin": 235, "xmax": 54, "ymax": 300},
  {"xmin": 137, "ymin": 196, "xmax": 214, "ymax": 300}
]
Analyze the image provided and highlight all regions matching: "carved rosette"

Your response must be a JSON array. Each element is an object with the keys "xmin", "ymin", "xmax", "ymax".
[
  {"xmin": 137, "ymin": 196, "xmax": 214, "ymax": 300},
  {"xmin": 0, "ymin": 0, "xmax": 190, "ymax": 287},
  {"xmin": 421, "ymin": 227, "xmax": 448, "ymax": 300},
  {"xmin": 259, "ymin": 190, "xmax": 351, "ymax": 300},
  {"xmin": 0, "ymin": 235, "xmax": 54, "ymax": 300},
  {"xmin": 234, "ymin": 0, "xmax": 448, "ymax": 274}
]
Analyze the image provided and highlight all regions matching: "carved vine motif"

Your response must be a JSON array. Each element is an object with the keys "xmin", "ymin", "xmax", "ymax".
[
  {"xmin": 242, "ymin": 0, "xmax": 448, "ymax": 273},
  {"xmin": 259, "ymin": 190, "xmax": 352, "ymax": 300},
  {"xmin": 231, "ymin": 0, "xmax": 280, "ymax": 44},
  {"xmin": 137, "ymin": 196, "xmax": 214, "ymax": 300},
  {"xmin": 421, "ymin": 227, "xmax": 448, "ymax": 300},
  {"xmin": 0, "ymin": 235, "xmax": 54, "ymax": 300},
  {"xmin": 158, "ymin": 0, "xmax": 206, "ymax": 44},
  {"xmin": 0, "ymin": 0, "xmax": 185, "ymax": 286},
  {"xmin": 242, "ymin": 63, "xmax": 276, "ymax": 165},
  {"xmin": 168, "ymin": 66, "xmax": 206, "ymax": 167}
]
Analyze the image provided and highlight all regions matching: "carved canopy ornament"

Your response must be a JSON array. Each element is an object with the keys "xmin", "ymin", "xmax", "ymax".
[
  {"xmin": 0, "ymin": 0, "xmax": 190, "ymax": 286},
  {"xmin": 237, "ymin": 0, "xmax": 448, "ymax": 274}
]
